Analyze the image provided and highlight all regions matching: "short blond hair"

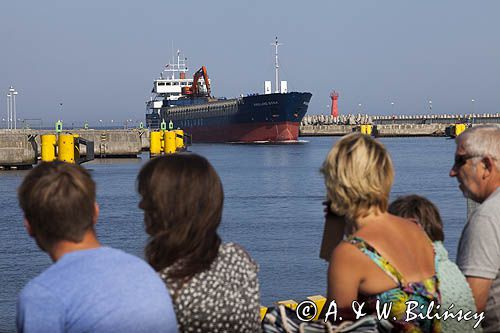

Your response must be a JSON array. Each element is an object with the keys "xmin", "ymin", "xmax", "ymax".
[{"xmin": 321, "ymin": 133, "xmax": 394, "ymax": 221}]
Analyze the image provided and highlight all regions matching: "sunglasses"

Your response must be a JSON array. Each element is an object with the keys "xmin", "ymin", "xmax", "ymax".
[{"xmin": 453, "ymin": 154, "xmax": 481, "ymax": 169}]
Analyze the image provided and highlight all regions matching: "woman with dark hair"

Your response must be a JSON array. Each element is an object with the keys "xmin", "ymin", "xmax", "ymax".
[
  {"xmin": 137, "ymin": 153, "xmax": 261, "ymax": 332},
  {"xmin": 389, "ymin": 195, "xmax": 479, "ymax": 333}
]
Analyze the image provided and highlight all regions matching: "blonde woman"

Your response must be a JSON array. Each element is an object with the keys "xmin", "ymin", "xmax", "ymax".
[{"xmin": 321, "ymin": 133, "xmax": 440, "ymax": 332}]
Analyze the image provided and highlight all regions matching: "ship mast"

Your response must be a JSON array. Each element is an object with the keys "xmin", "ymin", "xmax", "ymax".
[{"xmin": 272, "ymin": 37, "xmax": 282, "ymax": 93}]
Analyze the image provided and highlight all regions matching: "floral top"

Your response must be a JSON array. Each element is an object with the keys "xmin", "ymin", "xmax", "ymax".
[
  {"xmin": 347, "ymin": 236, "xmax": 441, "ymax": 333},
  {"xmin": 159, "ymin": 242, "xmax": 261, "ymax": 333}
]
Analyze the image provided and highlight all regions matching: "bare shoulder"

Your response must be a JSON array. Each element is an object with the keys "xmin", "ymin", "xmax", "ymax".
[
  {"xmin": 330, "ymin": 241, "xmax": 365, "ymax": 270},
  {"xmin": 392, "ymin": 215, "xmax": 431, "ymax": 241},
  {"xmin": 328, "ymin": 241, "xmax": 365, "ymax": 303}
]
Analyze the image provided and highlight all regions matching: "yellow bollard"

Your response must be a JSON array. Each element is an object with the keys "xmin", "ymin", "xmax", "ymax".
[
  {"xmin": 150, "ymin": 131, "xmax": 162, "ymax": 156},
  {"xmin": 174, "ymin": 129, "xmax": 184, "ymax": 151},
  {"xmin": 164, "ymin": 131, "xmax": 176, "ymax": 154},
  {"xmin": 365, "ymin": 124, "xmax": 373, "ymax": 135},
  {"xmin": 307, "ymin": 295, "xmax": 327, "ymax": 320},
  {"xmin": 455, "ymin": 123, "xmax": 467, "ymax": 137},
  {"xmin": 58, "ymin": 134, "xmax": 76, "ymax": 163},
  {"xmin": 41, "ymin": 134, "xmax": 57, "ymax": 162},
  {"xmin": 360, "ymin": 124, "xmax": 372, "ymax": 135}
]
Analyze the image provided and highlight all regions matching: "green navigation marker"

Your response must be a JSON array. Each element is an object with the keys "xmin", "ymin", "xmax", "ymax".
[{"xmin": 55, "ymin": 120, "xmax": 63, "ymax": 133}]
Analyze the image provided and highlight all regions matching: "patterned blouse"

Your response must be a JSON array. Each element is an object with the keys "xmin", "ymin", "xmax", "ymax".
[
  {"xmin": 159, "ymin": 242, "xmax": 261, "ymax": 332},
  {"xmin": 347, "ymin": 236, "xmax": 441, "ymax": 333}
]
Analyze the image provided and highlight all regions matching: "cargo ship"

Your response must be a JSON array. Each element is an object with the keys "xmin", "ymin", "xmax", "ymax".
[{"xmin": 145, "ymin": 38, "xmax": 312, "ymax": 143}]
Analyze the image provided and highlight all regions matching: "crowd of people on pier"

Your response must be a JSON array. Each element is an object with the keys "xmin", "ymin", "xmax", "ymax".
[{"xmin": 14, "ymin": 124, "xmax": 500, "ymax": 332}]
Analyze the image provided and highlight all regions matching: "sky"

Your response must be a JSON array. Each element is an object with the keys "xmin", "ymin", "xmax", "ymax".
[{"xmin": 1, "ymin": 0, "xmax": 499, "ymax": 126}]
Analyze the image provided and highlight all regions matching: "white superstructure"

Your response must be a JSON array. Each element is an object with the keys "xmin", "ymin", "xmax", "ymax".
[{"xmin": 147, "ymin": 50, "xmax": 210, "ymax": 113}]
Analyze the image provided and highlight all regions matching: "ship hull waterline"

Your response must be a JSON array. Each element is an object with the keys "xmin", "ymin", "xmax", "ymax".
[{"xmin": 184, "ymin": 121, "xmax": 300, "ymax": 143}]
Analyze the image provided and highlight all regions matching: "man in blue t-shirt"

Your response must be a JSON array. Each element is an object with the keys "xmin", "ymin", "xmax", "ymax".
[{"xmin": 17, "ymin": 161, "xmax": 177, "ymax": 333}]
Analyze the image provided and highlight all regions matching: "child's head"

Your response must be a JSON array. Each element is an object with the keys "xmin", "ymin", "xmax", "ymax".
[{"xmin": 388, "ymin": 195, "xmax": 444, "ymax": 242}]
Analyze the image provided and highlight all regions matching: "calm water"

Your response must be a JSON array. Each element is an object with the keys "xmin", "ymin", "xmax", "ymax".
[{"xmin": 0, "ymin": 136, "xmax": 465, "ymax": 331}]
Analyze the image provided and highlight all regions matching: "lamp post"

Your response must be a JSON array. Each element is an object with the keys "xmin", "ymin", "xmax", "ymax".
[
  {"xmin": 358, "ymin": 103, "xmax": 362, "ymax": 114},
  {"xmin": 471, "ymin": 99, "xmax": 475, "ymax": 114},
  {"xmin": 58, "ymin": 102, "xmax": 63, "ymax": 128},
  {"xmin": 6, "ymin": 93, "xmax": 11, "ymax": 129},
  {"xmin": 8, "ymin": 87, "xmax": 17, "ymax": 130},
  {"xmin": 13, "ymin": 91, "xmax": 18, "ymax": 129},
  {"xmin": 428, "ymin": 100, "xmax": 432, "ymax": 114}
]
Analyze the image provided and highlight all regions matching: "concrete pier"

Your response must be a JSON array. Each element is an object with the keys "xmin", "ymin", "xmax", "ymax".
[
  {"xmin": 0, "ymin": 129, "xmax": 148, "ymax": 168},
  {"xmin": 300, "ymin": 113, "xmax": 500, "ymax": 137},
  {"xmin": 71, "ymin": 129, "xmax": 145, "ymax": 157},
  {"xmin": 0, "ymin": 130, "xmax": 37, "ymax": 168}
]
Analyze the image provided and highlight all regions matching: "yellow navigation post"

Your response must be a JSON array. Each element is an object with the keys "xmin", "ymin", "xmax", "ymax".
[
  {"xmin": 360, "ymin": 124, "xmax": 373, "ymax": 135},
  {"xmin": 174, "ymin": 129, "xmax": 185, "ymax": 151},
  {"xmin": 58, "ymin": 134, "xmax": 76, "ymax": 163},
  {"xmin": 164, "ymin": 131, "xmax": 176, "ymax": 154},
  {"xmin": 41, "ymin": 134, "xmax": 57, "ymax": 162},
  {"xmin": 150, "ymin": 131, "xmax": 162, "ymax": 156}
]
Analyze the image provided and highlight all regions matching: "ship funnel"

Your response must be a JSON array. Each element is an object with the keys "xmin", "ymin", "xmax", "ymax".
[
  {"xmin": 265, "ymin": 81, "xmax": 272, "ymax": 94},
  {"xmin": 280, "ymin": 81, "xmax": 287, "ymax": 94}
]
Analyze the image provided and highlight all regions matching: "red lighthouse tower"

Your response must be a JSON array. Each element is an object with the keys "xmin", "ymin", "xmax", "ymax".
[{"xmin": 330, "ymin": 91, "xmax": 339, "ymax": 117}]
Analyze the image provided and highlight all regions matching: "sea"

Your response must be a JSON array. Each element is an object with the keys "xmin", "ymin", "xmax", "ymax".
[{"xmin": 0, "ymin": 136, "xmax": 466, "ymax": 331}]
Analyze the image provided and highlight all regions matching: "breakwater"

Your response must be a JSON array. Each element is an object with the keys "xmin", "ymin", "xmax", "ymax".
[
  {"xmin": 0, "ymin": 129, "xmax": 149, "ymax": 169},
  {"xmin": 300, "ymin": 113, "xmax": 500, "ymax": 137}
]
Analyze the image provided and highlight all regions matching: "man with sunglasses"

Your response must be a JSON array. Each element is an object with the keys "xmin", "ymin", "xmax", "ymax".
[{"xmin": 450, "ymin": 124, "xmax": 500, "ymax": 331}]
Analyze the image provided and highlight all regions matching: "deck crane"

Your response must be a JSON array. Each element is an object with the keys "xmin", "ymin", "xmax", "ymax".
[{"xmin": 183, "ymin": 66, "xmax": 211, "ymax": 97}]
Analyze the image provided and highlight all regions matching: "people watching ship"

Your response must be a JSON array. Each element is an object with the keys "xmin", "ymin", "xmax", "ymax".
[{"xmin": 137, "ymin": 153, "xmax": 261, "ymax": 332}]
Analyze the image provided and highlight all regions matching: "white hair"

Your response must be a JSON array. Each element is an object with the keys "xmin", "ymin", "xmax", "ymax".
[{"xmin": 458, "ymin": 124, "xmax": 500, "ymax": 170}]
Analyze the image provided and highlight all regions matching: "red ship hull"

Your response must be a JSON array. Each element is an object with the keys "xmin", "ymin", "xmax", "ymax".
[{"xmin": 186, "ymin": 121, "xmax": 300, "ymax": 143}]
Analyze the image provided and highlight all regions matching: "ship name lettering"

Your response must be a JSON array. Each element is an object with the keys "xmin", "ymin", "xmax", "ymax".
[{"xmin": 253, "ymin": 101, "xmax": 279, "ymax": 107}]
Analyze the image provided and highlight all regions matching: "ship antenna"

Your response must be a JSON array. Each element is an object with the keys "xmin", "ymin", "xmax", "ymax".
[
  {"xmin": 272, "ymin": 36, "xmax": 283, "ymax": 93},
  {"xmin": 171, "ymin": 41, "xmax": 175, "ymax": 79},
  {"xmin": 177, "ymin": 49, "xmax": 180, "ymax": 71}
]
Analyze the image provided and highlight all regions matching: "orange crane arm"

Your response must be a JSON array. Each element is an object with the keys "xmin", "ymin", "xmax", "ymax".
[
  {"xmin": 201, "ymin": 66, "xmax": 211, "ymax": 97},
  {"xmin": 191, "ymin": 66, "xmax": 211, "ymax": 97}
]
